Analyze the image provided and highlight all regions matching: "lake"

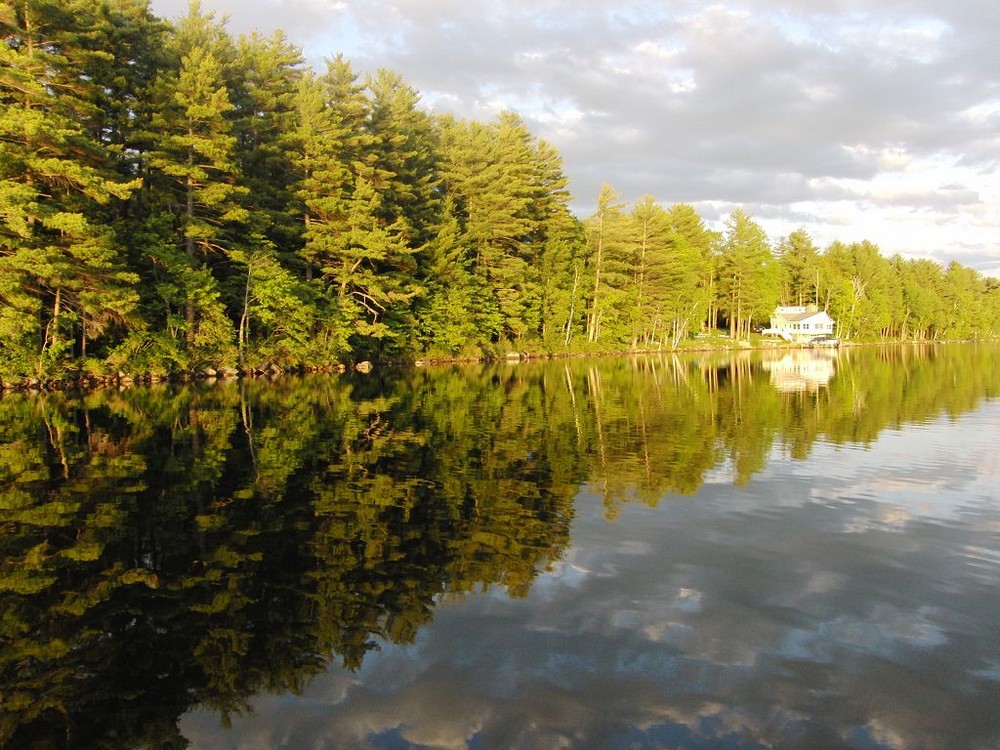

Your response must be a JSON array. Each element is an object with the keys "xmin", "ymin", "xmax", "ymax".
[{"xmin": 2, "ymin": 344, "xmax": 999, "ymax": 750}]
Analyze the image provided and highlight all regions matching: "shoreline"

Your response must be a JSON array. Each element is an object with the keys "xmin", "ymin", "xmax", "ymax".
[{"xmin": 0, "ymin": 338, "xmax": 987, "ymax": 395}]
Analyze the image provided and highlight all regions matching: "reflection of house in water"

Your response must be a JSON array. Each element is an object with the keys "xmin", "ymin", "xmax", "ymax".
[{"xmin": 762, "ymin": 349, "xmax": 837, "ymax": 392}]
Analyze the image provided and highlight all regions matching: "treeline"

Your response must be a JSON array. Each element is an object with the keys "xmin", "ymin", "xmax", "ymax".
[
  {"xmin": 583, "ymin": 190, "xmax": 1000, "ymax": 346},
  {"xmin": 2, "ymin": 2, "xmax": 999, "ymax": 384}
]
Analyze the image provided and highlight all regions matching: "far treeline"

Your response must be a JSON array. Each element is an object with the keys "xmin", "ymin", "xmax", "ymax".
[{"xmin": 2, "ymin": 1, "xmax": 999, "ymax": 384}]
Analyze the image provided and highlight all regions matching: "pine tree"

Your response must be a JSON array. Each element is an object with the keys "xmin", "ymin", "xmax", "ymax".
[
  {"xmin": 230, "ymin": 30, "xmax": 305, "ymax": 260},
  {"xmin": 435, "ymin": 113, "xmax": 543, "ymax": 347},
  {"xmin": 291, "ymin": 58, "xmax": 424, "ymax": 358},
  {"xmin": 821, "ymin": 240, "xmax": 899, "ymax": 340},
  {"xmin": 776, "ymin": 228, "xmax": 820, "ymax": 306},
  {"xmin": 291, "ymin": 57, "xmax": 370, "ymax": 284},
  {"xmin": 417, "ymin": 197, "xmax": 483, "ymax": 356},
  {"xmin": 584, "ymin": 184, "xmax": 632, "ymax": 344},
  {"xmin": 143, "ymin": 1, "xmax": 247, "ymax": 367},
  {"xmin": 229, "ymin": 242, "xmax": 314, "ymax": 369},
  {"xmin": 523, "ymin": 135, "xmax": 581, "ymax": 347},
  {"xmin": 0, "ymin": 0, "xmax": 143, "ymax": 378},
  {"xmin": 329, "ymin": 175, "xmax": 422, "ymax": 355},
  {"xmin": 941, "ymin": 261, "xmax": 987, "ymax": 340},
  {"xmin": 629, "ymin": 196, "xmax": 672, "ymax": 347},
  {"xmin": 365, "ymin": 68, "xmax": 441, "ymax": 250},
  {"xmin": 717, "ymin": 209, "xmax": 779, "ymax": 339},
  {"xmin": 664, "ymin": 203, "xmax": 715, "ymax": 338},
  {"xmin": 894, "ymin": 256, "xmax": 945, "ymax": 340}
]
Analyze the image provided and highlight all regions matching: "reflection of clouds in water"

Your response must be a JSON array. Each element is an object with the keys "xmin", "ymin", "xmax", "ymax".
[
  {"xmin": 789, "ymin": 407, "xmax": 1000, "ymax": 525},
  {"xmin": 182, "ymin": 566, "xmax": 997, "ymax": 749},
  {"xmin": 184, "ymin": 661, "xmax": 792, "ymax": 749},
  {"xmin": 674, "ymin": 586, "xmax": 703, "ymax": 613},
  {"xmin": 780, "ymin": 604, "xmax": 949, "ymax": 663},
  {"xmin": 181, "ymin": 405, "xmax": 1000, "ymax": 750},
  {"xmin": 843, "ymin": 503, "xmax": 913, "ymax": 532},
  {"xmin": 974, "ymin": 662, "xmax": 1000, "ymax": 682},
  {"xmin": 803, "ymin": 569, "xmax": 845, "ymax": 595},
  {"xmin": 197, "ymin": 673, "xmax": 489, "ymax": 749}
]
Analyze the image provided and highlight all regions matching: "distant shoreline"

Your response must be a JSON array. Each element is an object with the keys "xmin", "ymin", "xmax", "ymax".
[{"xmin": 3, "ymin": 338, "xmax": 993, "ymax": 395}]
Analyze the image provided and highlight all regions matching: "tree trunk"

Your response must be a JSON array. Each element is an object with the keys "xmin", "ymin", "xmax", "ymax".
[
  {"xmin": 44, "ymin": 287, "xmax": 62, "ymax": 355},
  {"xmin": 564, "ymin": 264, "xmax": 579, "ymax": 347},
  {"xmin": 587, "ymin": 213, "xmax": 604, "ymax": 343},
  {"xmin": 185, "ymin": 171, "xmax": 196, "ymax": 343},
  {"xmin": 239, "ymin": 258, "xmax": 252, "ymax": 368}
]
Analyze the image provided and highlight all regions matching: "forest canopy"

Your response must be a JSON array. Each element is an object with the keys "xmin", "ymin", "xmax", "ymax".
[{"xmin": 1, "ymin": 0, "xmax": 998, "ymax": 384}]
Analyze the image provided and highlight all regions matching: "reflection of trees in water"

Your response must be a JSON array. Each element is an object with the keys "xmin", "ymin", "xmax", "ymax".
[
  {"xmin": 1, "ymin": 344, "xmax": 998, "ymax": 746},
  {"xmin": 0, "ymin": 373, "xmax": 579, "ymax": 747}
]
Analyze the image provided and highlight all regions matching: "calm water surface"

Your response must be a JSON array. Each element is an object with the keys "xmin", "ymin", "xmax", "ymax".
[{"xmin": 2, "ymin": 345, "xmax": 999, "ymax": 749}]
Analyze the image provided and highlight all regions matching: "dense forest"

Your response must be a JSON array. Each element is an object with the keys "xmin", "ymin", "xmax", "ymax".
[{"xmin": 2, "ymin": 0, "xmax": 999, "ymax": 385}]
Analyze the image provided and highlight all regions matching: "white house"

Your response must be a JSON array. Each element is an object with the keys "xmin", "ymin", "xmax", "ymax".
[{"xmin": 763, "ymin": 305, "xmax": 836, "ymax": 343}]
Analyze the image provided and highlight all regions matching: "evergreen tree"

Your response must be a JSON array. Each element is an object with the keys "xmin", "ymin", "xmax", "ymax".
[
  {"xmin": 628, "ymin": 198, "xmax": 706, "ymax": 348},
  {"xmin": 417, "ymin": 196, "xmax": 483, "ymax": 357},
  {"xmin": 663, "ymin": 203, "xmax": 715, "ymax": 337},
  {"xmin": 539, "ymin": 213, "xmax": 586, "ymax": 350},
  {"xmin": 716, "ymin": 209, "xmax": 779, "ymax": 339},
  {"xmin": 821, "ymin": 240, "xmax": 900, "ymax": 340},
  {"xmin": 853, "ymin": 240, "xmax": 901, "ymax": 338},
  {"xmin": 230, "ymin": 30, "xmax": 305, "ymax": 259},
  {"xmin": 288, "ymin": 60, "xmax": 371, "ymax": 359},
  {"xmin": 584, "ymin": 184, "xmax": 632, "ymax": 344},
  {"xmin": 2, "ymin": 0, "xmax": 999, "ymax": 381},
  {"xmin": 291, "ymin": 57, "xmax": 370, "ymax": 282},
  {"xmin": 330, "ymin": 174, "xmax": 423, "ymax": 356},
  {"xmin": 529, "ymin": 138, "xmax": 582, "ymax": 349},
  {"xmin": 0, "ymin": 0, "xmax": 142, "ymax": 379},
  {"xmin": 941, "ymin": 261, "xmax": 988, "ymax": 340},
  {"xmin": 143, "ymin": 1, "xmax": 247, "ymax": 367},
  {"xmin": 434, "ymin": 112, "xmax": 547, "ymax": 346},
  {"xmin": 365, "ymin": 68, "xmax": 441, "ymax": 250},
  {"xmin": 292, "ymin": 60, "xmax": 423, "ymax": 359},
  {"xmin": 894, "ymin": 256, "xmax": 945, "ymax": 340},
  {"xmin": 818, "ymin": 240, "xmax": 856, "ymax": 337},
  {"xmin": 229, "ymin": 243, "xmax": 314, "ymax": 369},
  {"xmin": 777, "ymin": 228, "xmax": 821, "ymax": 306},
  {"xmin": 629, "ymin": 196, "xmax": 672, "ymax": 347}
]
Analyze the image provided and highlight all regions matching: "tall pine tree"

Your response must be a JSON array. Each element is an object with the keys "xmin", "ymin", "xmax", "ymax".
[
  {"xmin": 143, "ymin": 1, "xmax": 247, "ymax": 368},
  {"xmin": 717, "ymin": 209, "xmax": 778, "ymax": 339},
  {"xmin": 0, "ymin": 0, "xmax": 142, "ymax": 379},
  {"xmin": 584, "ymin": 184, "xmax": 632, "ymax": 344}
]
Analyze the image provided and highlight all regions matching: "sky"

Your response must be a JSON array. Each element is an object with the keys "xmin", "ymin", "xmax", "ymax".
[{"xmin": 147, "ymin": 0, "xmax": 1000, "ymax": 277}]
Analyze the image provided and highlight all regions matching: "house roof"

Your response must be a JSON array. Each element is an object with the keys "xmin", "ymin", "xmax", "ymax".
[
  {"xmin": 773, "ymin": 306, "xmax": 833, "ymax": 323},
  {"xmin": 779, "ymin": 310, "xmax": 829, "ymax": 322}
]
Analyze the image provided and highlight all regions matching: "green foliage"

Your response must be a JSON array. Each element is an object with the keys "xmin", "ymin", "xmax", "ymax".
[
  {"xmin": 0, "ymin": 0, "xmax": 146, "ymax": 379},
  {"xmin": 717, "ymin": 209, "xmax": 780, "ymax": 339},
  {"xmin": 777, "ymin": 228, "xmax": 821, "ymax": 306},
  {"xmin": 629, "ymin": 198, "xmax": 706, "ymax": 348},
  {"xmin": 821, "ymin": 240, "xmax": 903, "ymax": 340},
  {"xmin": 583, "ymin": 184, "xmax": 633, "ymax": 345},
  {"xmin": 432, "ymin": 112, "xmax": 577, "ymax": 351},
  {"xmin": 0, "ymin": 1, "xmax": 996, "ymax": 384}
]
